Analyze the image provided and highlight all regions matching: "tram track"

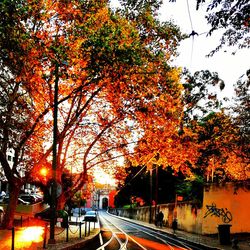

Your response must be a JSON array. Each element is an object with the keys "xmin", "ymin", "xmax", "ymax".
[
  {"xmin": 98, "ymin": 212, "xmax": 146, "ymax": 250},
  {"xmin": 98, "ymin": 211, "xmax": 196, "ymax": 250}
]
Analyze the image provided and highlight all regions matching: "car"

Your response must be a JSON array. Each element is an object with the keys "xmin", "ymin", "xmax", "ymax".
[
  {"xmin": 0, "ymin": 206, "xmax": 4, "ymax": 224},
  {"xmin": 19, "ymin": 194, "xmax": 41, "ymax": 203},
  {"xmin": 18, "ymin": 198, "xmax": 30, "ymax": 205},
  {"xmin": 32, "ymin": 193, "xmax": 43, "ymax": 201},
  {"xmin": 0, "ymin": 192, "xmax": 6, "ymax": 203},
  {"xmin": 1, "ymin": 196, "xmax": 30, "ymax": 205},
  {"xmin": 84, "ymin": 210, "xmax": 98, "ymax": 222}
]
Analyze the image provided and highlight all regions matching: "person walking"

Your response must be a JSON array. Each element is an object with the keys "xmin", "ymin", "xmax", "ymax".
[
  {"xmin": 158, "ymin": 211, "xmax": 164, "ymax": 228},
  {"xmin": 172, "ymin": 218, "xmax": 178, "ymax": 234}
]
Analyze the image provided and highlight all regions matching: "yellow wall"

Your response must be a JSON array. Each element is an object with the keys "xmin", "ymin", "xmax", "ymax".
[
  {"xmin": 177, "ymin": 203, "xmax": 203, "ymax": 234},
  {"xmin": 202, "ymin": 183, "xmax": 250, "ymax": 234}
]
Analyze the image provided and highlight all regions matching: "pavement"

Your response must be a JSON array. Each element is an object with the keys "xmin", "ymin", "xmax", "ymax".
[
  {"xmin": 1, "ymin": 211, "xmax": 249, "ymax": 249},
  {"xmin": 0, "ymin": 212, "xmax": 100, "ymax": 250}
]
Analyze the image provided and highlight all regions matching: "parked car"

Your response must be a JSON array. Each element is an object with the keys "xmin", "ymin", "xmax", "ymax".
[
  {"xmin": 84, "ymin": 210, "xmax": 98, "ymax": 222},
  {"xmin": 19, "ymin": 194, "xmax": 41, "ymax": 203},
  {"xmin": 32, "ymin": 193, "xmax": 43, "ymax": 201},
  {"xmin": 1, "ymin": 196, "xmax": 30, "ymax": 205},
  {"xmin": 0, "ymin": 206, "xmax": 4, "ymax": 224},
  {"xmin": 0, "ymin": 191, "xmax": 6, "ymax": 203}
]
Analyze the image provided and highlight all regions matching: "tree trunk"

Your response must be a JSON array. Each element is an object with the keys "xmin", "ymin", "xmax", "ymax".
[
  {"xmin": 56, "ymin": 192, "xmax": 67, "ymax": 211},
  {"xmin": 1, "ymin": 180, "xmax": 21, "ymax": 229}
]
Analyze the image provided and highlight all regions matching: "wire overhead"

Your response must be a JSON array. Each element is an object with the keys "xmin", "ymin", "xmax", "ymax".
[
  {"xmin": 186, "ymin": 0, "xmax": 194, "ymax": 32},
  {"xmin": 186, "ymin": 0, "xmax": 198, "ymax": 69}
]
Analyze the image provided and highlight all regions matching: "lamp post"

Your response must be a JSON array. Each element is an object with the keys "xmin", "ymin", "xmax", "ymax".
[
  {"xmin": 149, "ymin": 168, "xmax": 153, "ymax": 223},
  {"xmin": 155, "ymin": 165, "xmax": 158, "ymax": 218},
  {"xmin": 48, "ymin": 62, "xmax": 59, "ymax": 244}
]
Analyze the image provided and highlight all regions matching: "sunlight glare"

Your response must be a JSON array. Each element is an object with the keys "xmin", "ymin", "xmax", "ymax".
[
  {"xmin": 18, "ymin": 226, "xmax": 44, "ymax": 243},
  {"xmin": 93, "ymin": 168, "xmax": 116, "ymax": 186}
]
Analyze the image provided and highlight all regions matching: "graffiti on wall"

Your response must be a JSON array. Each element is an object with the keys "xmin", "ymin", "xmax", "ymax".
[{"xmin": 204, "ymin": 203, "xmax": 232, "ymax": 223}]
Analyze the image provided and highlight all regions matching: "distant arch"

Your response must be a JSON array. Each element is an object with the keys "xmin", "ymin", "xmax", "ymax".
[
  {"xmin": 102, "ymin": 197, "xmax": 108, "ymax": 209},
  {"xmin": 99, "ymin": 194, "xmax": 109, "ymax": 209}
]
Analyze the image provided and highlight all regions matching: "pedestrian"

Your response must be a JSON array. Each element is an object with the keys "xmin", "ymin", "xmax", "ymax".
[
  {"xmin": 158, "ymin": 211, "xmax": 164, "ymax": 228},
  {"xmin": 172, "ymin": 218, "xmax": 177, "ymax": 234}
]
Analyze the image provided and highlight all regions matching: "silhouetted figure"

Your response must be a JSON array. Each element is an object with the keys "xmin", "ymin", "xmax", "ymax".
[
  {"xmin": 158, "ymin": 211, "xmax": 164, "ymax": 228},
  {"xmin": 172, "ymin": 218, "xmax": 178, "ymax": 234}
]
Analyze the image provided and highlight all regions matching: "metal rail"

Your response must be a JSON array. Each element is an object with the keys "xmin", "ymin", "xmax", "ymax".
[{"xmin": 98, "ymin": 211, "xmax": 190, "ymax": 250}]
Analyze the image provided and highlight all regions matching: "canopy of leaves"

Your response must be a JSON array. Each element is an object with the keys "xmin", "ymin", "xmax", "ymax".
[
  {"xmin": 181, "ymin": 69, "xmax": 249, "ymax": 181},
  {"xmin": 230, "ymin": 69, "xmax": 250, "ymax": 169},
  {"xmin": 0, "ymin": 0, "xmax": 185, "ymax": 227}
]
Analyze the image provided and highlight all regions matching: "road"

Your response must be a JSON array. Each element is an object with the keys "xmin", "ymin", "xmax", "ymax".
[{"xmin": 80, "ymin": 211, "xmax": 213, "ymax": 250}]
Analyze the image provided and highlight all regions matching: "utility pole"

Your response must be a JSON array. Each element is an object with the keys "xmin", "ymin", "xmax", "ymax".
[
  {"xmin": 155, "ymin": 165, "xmax": 158, "ymax": 217},
  {"xmin": 48, "ymin": 62, "xmax": 59, "ymax": 244},
  {"xmin": 149, "ymin": 168, "xmax": 153, "ymax": 223}
]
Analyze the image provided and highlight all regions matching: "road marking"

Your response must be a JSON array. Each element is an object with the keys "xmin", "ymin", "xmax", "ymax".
[
  {"xmin": 98, "ymin": 232, "xmax": 104, "ymax": 250},
  {"xmin": 100, "ymin": 213, "xmax": 147, "ymax": 250}
]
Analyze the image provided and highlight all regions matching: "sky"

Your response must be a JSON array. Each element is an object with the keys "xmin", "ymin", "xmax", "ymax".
[
  {"xmin": 93, "ymin": 168, "xmax": 117, "ymax": 186},
  {"xmin": 159, "ymin": 0, "xmax": 250, "ymax": 98}
]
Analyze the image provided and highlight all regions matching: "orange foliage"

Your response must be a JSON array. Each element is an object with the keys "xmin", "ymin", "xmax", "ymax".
[
  {"xmin": 196, "ymin": 112, "xmax": 249, "ymax": 181},
  {"xmin": 2, "ymin": 0, "xmax": 187, "ymax": 214}
]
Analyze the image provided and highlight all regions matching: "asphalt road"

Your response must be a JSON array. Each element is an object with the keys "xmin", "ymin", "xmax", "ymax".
[{"xmin": 79, "ymin": 211, "xmax": 213, "ymax": 250}]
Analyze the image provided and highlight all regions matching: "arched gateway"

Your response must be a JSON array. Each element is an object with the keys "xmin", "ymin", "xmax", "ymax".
[{"xmin": 99, "ymin": 194, "xmax": 109, "ymax": 209}]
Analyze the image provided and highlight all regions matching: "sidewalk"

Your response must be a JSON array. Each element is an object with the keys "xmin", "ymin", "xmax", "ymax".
[
  {"xmin": 0, "ymin": 213, "xmax": 100, "ymax": 250},
  {"xmin": 114, "ymin": 214, "xmax": 250, "ymax": 250}
]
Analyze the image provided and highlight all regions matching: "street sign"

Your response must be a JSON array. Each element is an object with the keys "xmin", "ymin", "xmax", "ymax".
[{"xmin": 177, "ymin": 196, "xmax": 183, "ymax": 201}]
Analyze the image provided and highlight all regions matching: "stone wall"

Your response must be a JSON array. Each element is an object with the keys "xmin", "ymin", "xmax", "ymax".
[{"xmin": 110, "ymin": 201, "xmax": 203, "ymax": 234}]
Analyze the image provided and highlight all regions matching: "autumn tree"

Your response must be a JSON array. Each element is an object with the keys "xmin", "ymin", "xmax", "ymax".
[
  {"xmin": 115, "ymin": 165, "xmax": 187, "ymax": 207},
  {"xmin": 0, "ymin": 0, "xmax": 47, "ymax": 229},
  {"xmin": 224, "ymin": 69, "xmax": 250, "ymax": 180},
  {"xmin": 230, "ymin": 69, "xmax": 250, "ymax": 164},
  {"xmin": 181, "ymin": 69, "xmax": 249, "ymax": 182},
  {"xmin": 0, "ymin": 0, "xmax": 185, "ymax": 228}
]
